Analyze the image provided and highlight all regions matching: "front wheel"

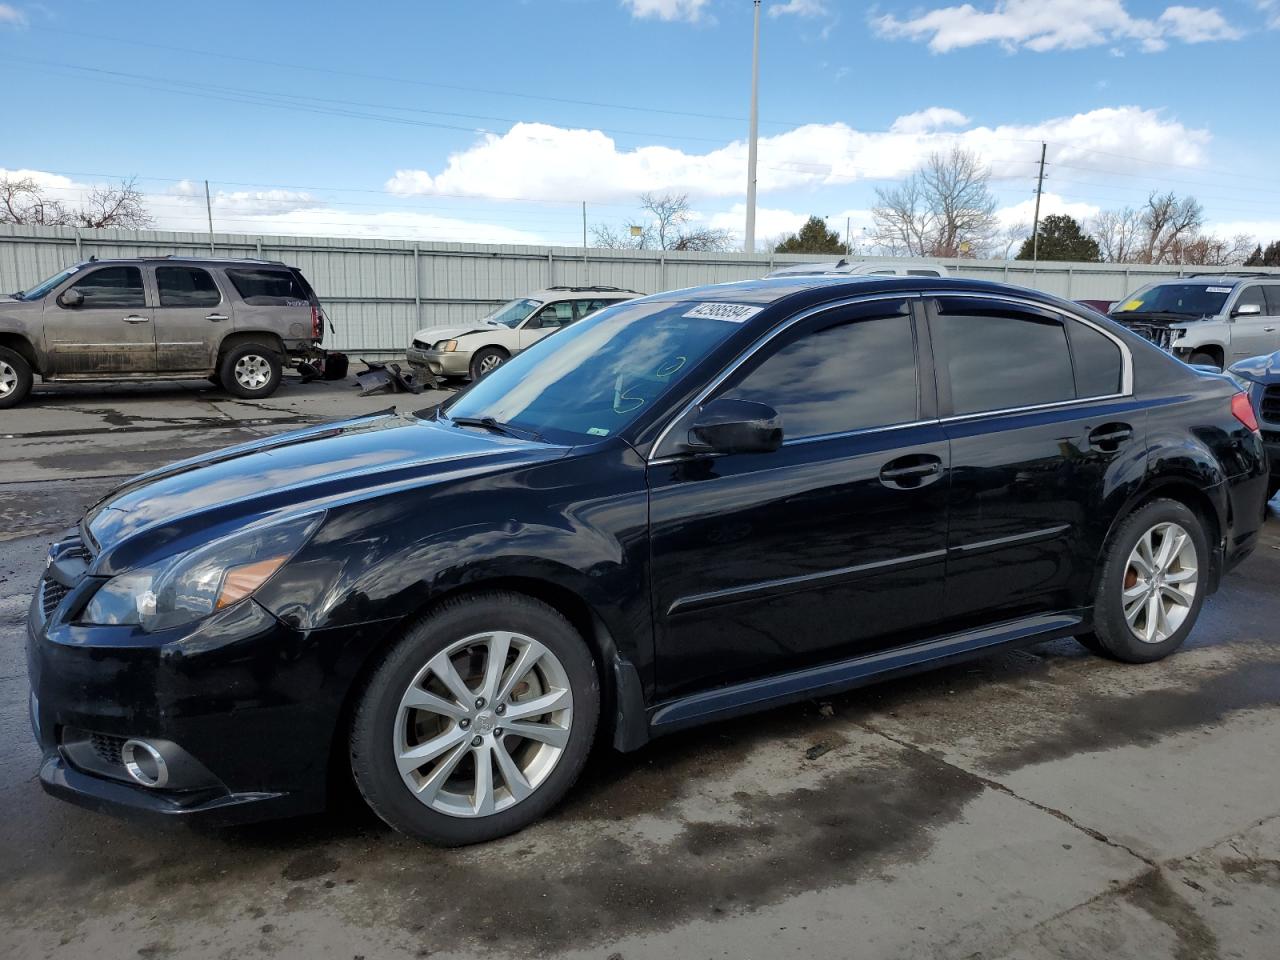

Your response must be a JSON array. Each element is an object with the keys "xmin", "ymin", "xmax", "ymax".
[
  {"xmin": 0, "ymin": 347, "xmax": 34, "ymax": 409},
  {"xmin": 1087, "ymin": 498, "xmax": 1208, "ymax": 663},
  {"xmin": 1187, "ymin": 351, "xmax": 1221, "ymax": 370},
  {"xmin": 468, "ymin": 347, "xmax": 509, "ymax": 381},
  {"xmin": 350, "ymin": 592, "xmax": 599, "ymax": 845}
]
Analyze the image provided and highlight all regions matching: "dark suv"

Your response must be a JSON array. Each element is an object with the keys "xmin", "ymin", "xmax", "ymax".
[
  {"xmin": 0, "ymin": 257, "xmax": 329, "ymax": 407},
  {"xmin": 27, "ymin": 276, "xmax": 1268, "ymax": 845}
]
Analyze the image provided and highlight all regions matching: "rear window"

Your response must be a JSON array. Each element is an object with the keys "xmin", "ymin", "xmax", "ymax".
[
  {"xmin": 157, "ymin": 266, "xmax": 221, "ymax": 307},
  {"xmin": 225, "ymin": 268, "xmax": 309, "ymax": 305}
]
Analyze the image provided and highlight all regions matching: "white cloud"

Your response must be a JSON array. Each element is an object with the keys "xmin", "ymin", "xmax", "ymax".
[
  {"xmin": 769, "ymin": 0, "xmax": 829, "ymax": 17},
  {"xmin": 170, "ymin": 180, "xmax": 320, "ymax": 217},
  {"xmin": 1260, "ymin": 1, "xmax": 1280, "ymax": 29},
  {"xmin": 1201, "ymin": 218, "xmax": 1280, "ymax": 245},
  {"xmin": 0, "ymin": 4, "xmax": 26, "ymax": 26},
  {"xmin": 993, "ymin": 192, "xmax": 1101, "ymax": 229},
  {"xmin": 621, "ymin": 0, "xmax": 710, "ymax": 23},
  {"xmin": 890, "ymin": 107, "xmax": 970, "ymax": 134},
  {"xmin": 385, "ymin": 107, "xmax": 1209, "ymax": 203},
  {"xmin": 872, "ymin": 0, "xmax": 1241, "ymax": 53},
  {"xmin": 707, "ymin": 204, "xmax": 875, "ymax": 249}
]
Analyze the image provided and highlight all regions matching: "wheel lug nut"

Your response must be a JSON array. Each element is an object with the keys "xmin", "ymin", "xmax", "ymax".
[
  {"xmin": 494, "ymin": 728, "xmax": 503, "ymax": 738},
  {"xmin": 475, "ymin": 697, "xmax": 486, "ymax": 709},
  {"xmin": 495, "ymin": 704, "xmax": 506, "ymax": 716},
  {"xmin": 459, "ymin": 719, "xmax": 470, "ymax": 729},
  {"xmin": 471, "ymin": 735, "xmax": 482, "ymax": 747}
]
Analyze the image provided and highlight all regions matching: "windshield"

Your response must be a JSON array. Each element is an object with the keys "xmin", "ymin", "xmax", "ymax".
[
  {"xmin": 14, "ymin": 265, "xmax": 79, "ymax": 301},
  {"xmin": 484, "ymin": 297, "xmax": 543, "ymax": 328},
  {"xmin": 1112, "ymin": 282, "xmax": 1233, "ymax": 319},
  {"xmin": 443, "ymin": 300, "xmax": 743, "ymax": 444}
]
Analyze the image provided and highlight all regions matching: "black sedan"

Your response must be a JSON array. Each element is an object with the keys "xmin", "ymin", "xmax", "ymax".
[
  {"xmin": 28, "ymin": 276, "xmax": 1269, "ymax": 845},
  {"xmin": 1228, "ymin": 350, "xmax": 1280, "ymax": 502}
]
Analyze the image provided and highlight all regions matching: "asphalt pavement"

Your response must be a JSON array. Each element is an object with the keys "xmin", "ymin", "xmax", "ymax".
[{"xmin": 1, "ymin": 375, "xmax": 1277, "ymax": 960}]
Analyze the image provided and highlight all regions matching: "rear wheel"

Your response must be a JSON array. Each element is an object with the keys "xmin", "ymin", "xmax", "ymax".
[
  {"xmin": 219, "ymin": 343, "xmax": 282, "ymax": 399},
  {"xmin": 350, "ymin": 592, "xmax": 599, "ymax": 845},
  {"xmin": 1086, "ymin": 499, "xmax": 1208, "ymax": 663},
  {"xmin": 0, "ymin": 347, "xmax": 33, "ymax": 409}
]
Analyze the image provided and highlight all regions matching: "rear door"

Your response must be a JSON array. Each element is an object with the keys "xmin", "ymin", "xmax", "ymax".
[
  {"xmin": 647, "ymin": 297, "xmax": 951, "ymax": 698},
  {"xmin": 518, "ymin": 301, "xmax": 575, "ymax": 350},
  {"xmin": 42, "ymin": 265, "xmax": 155, "ymax": 376},
  {"xmin": 151, "ymin": 264, "xmax": 229, "ymax": 372},
  {"xmin": 928, "ymin": 295, "xmax": 1138, "ymax": 624}
]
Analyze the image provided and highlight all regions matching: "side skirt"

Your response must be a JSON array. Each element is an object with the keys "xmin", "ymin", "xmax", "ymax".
[{"xmin": 644, "ymin": 612, "xmax": 1085, "ymax": 740}]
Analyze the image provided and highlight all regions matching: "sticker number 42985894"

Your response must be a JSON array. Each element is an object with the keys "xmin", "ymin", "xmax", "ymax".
[{"xmin": 683, "ymin": 302, "xmax": 763, "ymax": 323}]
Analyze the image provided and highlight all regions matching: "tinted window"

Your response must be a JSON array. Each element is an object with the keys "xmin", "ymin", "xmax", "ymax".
[
  {"xmin": 935, "ymin": 303, "xmax": 1075, "ymax": 415},
  {"xmin": 225, "ymin": 269, "xmax": 307, "ymax": 303},
  {"xmin": 1235, "ymin": 285, "xmax": 1266, "ymax": 313},
  {"xmin": 65, "ymin": 266, "xmax": 145, "ymax": 309},
  {"xmin": 724, "ymin": 305, "xmax": 917, "ymax": 439},
  {"xmin": 907, "ymin": 269, "xmax": 941, "ymax": 277},
  {"xmin": 157, "ymin": 266, "xmax": 220, "ymax": 307},
  {"xmin": 1067, "ymin": 320, "xmax": 1123, "ymax": 397},
  {"xmin": 1264, "ymin": 287, "xmax": 1280, "ymax": 316}
]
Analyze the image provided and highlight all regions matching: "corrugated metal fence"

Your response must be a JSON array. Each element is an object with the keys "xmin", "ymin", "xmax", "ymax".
[{"xmin": 3, "ymin": 224, "xmax": 1276, "ymax": 354}]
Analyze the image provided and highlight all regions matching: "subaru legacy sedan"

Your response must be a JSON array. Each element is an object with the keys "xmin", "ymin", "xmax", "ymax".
[{"xmin": 28, "ymin": 276, "xmax": 1268, "ymax": 845}]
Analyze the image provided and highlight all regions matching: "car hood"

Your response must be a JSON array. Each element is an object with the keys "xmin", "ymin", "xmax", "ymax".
[
  {"xmin": 1228, "ymin": 351, "xmax": 1280, "ymax": 383},
  {"xmin": 84, "ymin": 410, "xmax": 568, "ymax": 572},
  {"xmin": 412, "ymin": 322, "xmax": 503, "ymax": 344}
]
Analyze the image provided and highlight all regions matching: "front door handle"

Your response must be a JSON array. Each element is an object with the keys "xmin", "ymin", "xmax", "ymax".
[
  {"xmin": 122, "ymin": 315, "xmax": 150, "ymax": 323},
  {"xmin": 879, "ymin": 454, "xmax": 944, "ymax": 490},
  {"xmin": 206, "ymin": 313, "xmax": 229, "ymax": 322},
  {"xmin": 1088, "ymin": 422, "xmax": 1133, "ymax": 451}
]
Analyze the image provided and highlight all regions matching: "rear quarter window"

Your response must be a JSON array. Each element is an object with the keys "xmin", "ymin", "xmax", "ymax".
[{"xmin": 225, "ymin": 269, "xmax": 310, "ymax": 306}]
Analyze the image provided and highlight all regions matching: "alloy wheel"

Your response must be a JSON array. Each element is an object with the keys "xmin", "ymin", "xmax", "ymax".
[
  {"xmin": 1122, "ymin": 521, "xmax": 1199, "ymax": 644},
  {"xmin": 0, "ymin": 360, "xmax": 15, "ymax": 397},
  {"xmin": 393, "ymin": 631, "xmax": 573, "ymax": 818},
  {"xmin": 478, "ymin": 354, "xmax": 505, "ymax": 375},
  {"xmin": 234, "ymin": 354, "xmax": 272, "ymax": 390}
]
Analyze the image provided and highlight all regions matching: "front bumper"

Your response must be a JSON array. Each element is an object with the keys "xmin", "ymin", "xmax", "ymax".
[
  {"xmin": 27, "ymin": 551, "xmax": 397, "ymax": 826},
  {"xmin": 406, "ymin": 346, "xmax": 471, "ymax": 378}
]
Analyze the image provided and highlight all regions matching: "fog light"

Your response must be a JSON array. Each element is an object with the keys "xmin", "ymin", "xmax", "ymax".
[{"xmin": 120, "ymin": 739, "xmax": 169, "ymax": 788}]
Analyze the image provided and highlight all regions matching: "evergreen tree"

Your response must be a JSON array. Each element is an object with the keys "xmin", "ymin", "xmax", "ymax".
[
  {"xmin": 1015, "ymin": 214, "xmax": 1100, "ymax": 262},
  {"xmin": 775, "ymin": 216, "xmax": 846, "ymax": 254}
]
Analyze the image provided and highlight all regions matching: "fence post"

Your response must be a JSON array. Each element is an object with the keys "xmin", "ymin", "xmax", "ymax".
[
  {"xmin": 75, "ymin": 230, "xmax": 82, "ymax": 260},
  {"xmin": 413, "ymin": 242, "xmax": 422, "ymax": 327},
  {"xmin": 1066, "ymin": 266, "xmax": 1073, "ymax": 298},
  {"xmin": 659, "ymin": 252, "xmax": 666, "ymax": 291},
  {"xmin": 547, "ymin": 249, "xmax": 555, "ymax": 286},
  {"xmin": 256, "ymin": 237, "xmax": 263, "ymax": 259}
]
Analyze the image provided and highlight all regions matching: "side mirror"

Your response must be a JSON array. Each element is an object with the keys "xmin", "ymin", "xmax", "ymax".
[
  {"xmin": 58, "ymin": 289, "xmax": 84, "ymax": 308},
  {"xmin": 1233, "ymin": 303, "xmax": 1263, "ymax": 317},
  {"xmin": 686, "ymin": 398, "xmax": 782, "ymax": 455}
]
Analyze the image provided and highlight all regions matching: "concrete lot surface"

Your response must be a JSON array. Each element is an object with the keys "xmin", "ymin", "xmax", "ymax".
[{"xmin": 0, "ymin": 377, "xmax": 1277, "ymax": 960}]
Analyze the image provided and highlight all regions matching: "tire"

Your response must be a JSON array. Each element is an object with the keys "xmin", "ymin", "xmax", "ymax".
[
  {"xmin": 0, "ymin": 347, "xmax": 33, "ymax": 409},
  {"xmin": 1187, "ymin": 351, "xmax": 1221, "ymax": 370},
  {"xmin": 1267, "ymin": 480, "xmax": 1280, "ymax": 504},
  {"xmin": 219, "ymin": 343, "xmax": 283, "ymax": 399},
  {"xmin": 468, "ymin": 346, "xmax": 509, "ymax": 381},
  {"xmin": 1088, "ymin": 498, "xmax": 1209, "ymax": 663},
  {"xmin": 350, "ymin": 591, "xmax": 600, "ymax": 845}
]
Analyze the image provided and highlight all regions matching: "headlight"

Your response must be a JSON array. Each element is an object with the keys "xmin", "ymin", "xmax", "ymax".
[
  {"xmin": 81, "ymin": 513, "xmax": 323, "ymax": 632},
  {"xmin": 435, "ymin": 339, "xmax": 459, "ymax": 352}
]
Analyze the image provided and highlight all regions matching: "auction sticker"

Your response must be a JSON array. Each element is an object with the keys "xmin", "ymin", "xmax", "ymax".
[
  {"xmin": 1205, "ymin": 286, "xmax": 1232, "ymax": 294},
  {"xmin": 683, "ymin": 302, "xmax": 763, "ymax": 323}
]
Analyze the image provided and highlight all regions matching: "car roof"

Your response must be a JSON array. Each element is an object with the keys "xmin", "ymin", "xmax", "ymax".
[
  {"xmin": 532, "ymin": 286, "xmax": 641, "ymax": 301},
  {"xmin": 642, "ymin": 274, "xmax": 1058, "ymax": 307},
  {"xmin": 71, "ymin": 256, "xmax": 297, "ymax": 269}
]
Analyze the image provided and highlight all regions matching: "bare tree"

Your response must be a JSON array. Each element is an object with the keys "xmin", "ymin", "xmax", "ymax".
[
  {"xmin": 592, "ymin": 192, "xmax": 732, "ymax": 252},
  {"xmin": 998, "ymin": 222, "xmax": 1031, "ymax": 260},
  {"xmin": 1140, "ymin": 191, "xmax": 1202, "ymax": 264},
  {"xmin": 1170, "ymin": 232, "xmax": 1255, "ymax": 266},
  {"xmin": 871, "ymin": 149, "xmax": 998, "ymax": 258},
  {"xmin": 1090, "ymin": 207, "xmax": 1144, "ymax": 263},
  {"xmin": 0, "ymin": 175, "xmax": 152, "ymax": 228}
]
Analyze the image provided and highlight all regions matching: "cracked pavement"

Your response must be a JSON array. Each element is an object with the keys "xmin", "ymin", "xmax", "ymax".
[{"xmin": 0, "ymin": 378, "xmax": 1277, "ymax": 959}]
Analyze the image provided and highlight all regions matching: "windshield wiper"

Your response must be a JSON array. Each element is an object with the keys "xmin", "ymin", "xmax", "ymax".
[{"xmin": 449, "ymin": 415, "xmax": 542, "ymax": 442}]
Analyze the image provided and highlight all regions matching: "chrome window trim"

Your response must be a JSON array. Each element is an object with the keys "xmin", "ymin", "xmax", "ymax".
[{"xmin": 647, "ymin": 292, "xmax": 922, "ymax": 463}]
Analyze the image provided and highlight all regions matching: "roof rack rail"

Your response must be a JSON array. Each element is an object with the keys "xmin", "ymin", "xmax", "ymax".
[
  {"xmin": 136, "ymin": 255, "xmax": 287, "ymax": 265},
  {"xmin": 544, "ymin": 284, "xmax": 639, "ymax": 293},
  {"xmin": 1187, "ymin": 271, "xmax": 1277, "ymax": 279}
]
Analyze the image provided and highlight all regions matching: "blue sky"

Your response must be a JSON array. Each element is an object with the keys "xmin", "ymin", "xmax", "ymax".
[{"xmin": 2, "ymin": 0, "xmax": 1279, "ymax": 251}]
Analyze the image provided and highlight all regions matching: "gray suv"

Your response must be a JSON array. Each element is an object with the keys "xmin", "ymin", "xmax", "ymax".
[
  {"xmin": 0, "ymin": 256, "xmax": 329, "ymax": 408},
  {"xmin": 1110, "ymin": 273, "xmax": 1280, "ymax": 370}
]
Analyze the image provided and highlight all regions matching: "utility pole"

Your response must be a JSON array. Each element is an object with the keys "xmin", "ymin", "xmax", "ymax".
[
  {"xmin": 582, "ymin": 201, "xmax": 588, "ymax": 279},
  {"xmin": 1031, "ymin": 142, "xmax": 1047, "ymax": 263},
  {"xmin": 845, "ymin": 216, "xmax": 852, "ymax": 256},
  {"xmin": 744, "ymin": 0, "xmax": 761, "ymax": 254},
  {"xmin": 204, "ymin": 180, "xmax": 215, "ymax": 256}
]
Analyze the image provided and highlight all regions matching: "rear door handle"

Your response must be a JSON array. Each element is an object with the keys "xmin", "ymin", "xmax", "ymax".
[
  {"xmin": 206, "ymin": 313, "xmax": 229, "ymax": 321},
  {"xmin": 879, "ymin": 454, "xmax": 944, "ymax": 490},
  {"xmin": 1088, "ymin": 423, "xmax": 1133, "ymax": 450},
  {"xmin": 122, "ymin": 315, "xmax": 150, "ymax": 323}
]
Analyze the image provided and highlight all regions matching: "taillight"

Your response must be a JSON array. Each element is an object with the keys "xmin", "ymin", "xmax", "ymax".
[
  {"xmin": 311, "ymin": 304, "xmax": 322, "ymax": 341},
  {"xmin": 1231, "ymin": 392, "xmax": 1260, "ymax": 433}
]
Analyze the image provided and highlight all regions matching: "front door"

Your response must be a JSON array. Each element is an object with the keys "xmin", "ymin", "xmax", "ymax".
[
  {"xmin": 43, "ymin": 265, "xmax": 156, "ymax": 376},
  {"xmin": 1227, "ymin": 284, "xmax": 1280, "ymax": 362},
  {"xmin": 518, "ymin": 301, "xmax": 574, "ymax": 351},
  {"xmin": 151, "ymin": 264, "xmax": 229, "ymax": 372},
  {"xmin": 928, "ymin": 295, "xmax": 1140, "ymax": 624},
  {"xmin": 647, "ymin": 297, "xmax": 951, "ymax": 700}
]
